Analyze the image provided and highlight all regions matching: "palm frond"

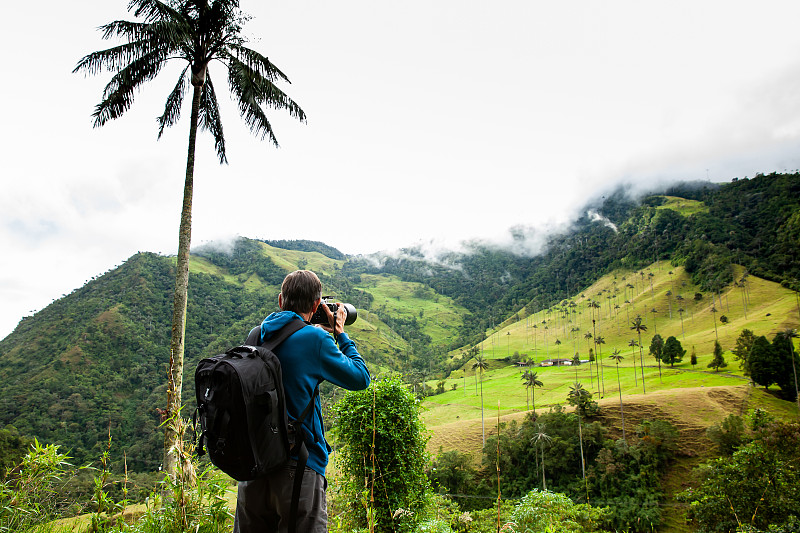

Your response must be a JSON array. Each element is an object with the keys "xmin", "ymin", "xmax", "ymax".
[
  {"xmin": 74, "ymin": 41, "xmax": 152, "ymax": 76},
  {"xmin": 157, "ymin": 65, "xmax": 189, "ymax": 138},
  {"xmin": 228, "ymin": 44, "xmax": 291, "ymax": 84},
  {"xmin": 76, "ymin": 18, "xmax": 188, "ymax": 76},
  {"xmin": 128, "ymin": 0, "xmax": 183, "ymax": 24},
  {"xmin": 99, "ymin": 19, "xmax": 149, "ymax": 41},
  {"xmin": 225, "ymin": 53, "xmax": 305, "ymax": 145},
  {"xmin": 199, "ymin": 72, "xmax": 227, "ymax": 163},
  {"xmin": 93, "ymin": 49, "xmax": 170, "ymax": 126}
]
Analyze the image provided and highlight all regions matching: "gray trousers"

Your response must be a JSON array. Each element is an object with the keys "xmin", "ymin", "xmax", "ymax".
[{"xmin": 233, "ymin": 462, "xmax": 328, "ymax": 533}]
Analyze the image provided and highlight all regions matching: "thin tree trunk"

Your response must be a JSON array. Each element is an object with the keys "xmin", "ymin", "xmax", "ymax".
[
  {"xmin": 164, "ymin": 83, "xmax": 201, "ymax": 478},
  {"xmin": 541, "ymin": 445, "xmax": 546, "ymax": 491},
  {"xmin": 638, "ymin": 333, "xmax": 646, "ymax": 394},
  {"xmin": 616, "ymin": 365, "xmax": 627, "ymax": 445},
  {"xmin": 577, "ymin": 413, "xmax": 588, "ymax": 503}
]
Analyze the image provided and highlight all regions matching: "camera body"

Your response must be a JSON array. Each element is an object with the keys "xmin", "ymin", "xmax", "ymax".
[{"xmin": 309, "ymin": 297, "xmax": 358, "ymax": 326}]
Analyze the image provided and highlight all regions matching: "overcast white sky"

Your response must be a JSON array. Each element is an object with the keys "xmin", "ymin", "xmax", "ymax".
[{"xmin": 3, "ymin": 0, "xmax": 800, "ymax": 339}]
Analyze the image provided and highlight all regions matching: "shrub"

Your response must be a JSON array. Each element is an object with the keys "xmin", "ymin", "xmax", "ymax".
[
  {"xmin": 0, "ymin": 439, "xmax": 76, "ymax": 533},
  {"xmin": 331, "ymin": 375, "xmax": 430, "ymax": 533},
  {"xmin": 508, "ymin": 490, "xmax": 611, "ymax": 533}
]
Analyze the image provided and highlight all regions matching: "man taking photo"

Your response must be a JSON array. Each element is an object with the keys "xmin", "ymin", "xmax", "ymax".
[{"xmin": 234, "ymin": 269, "xmax": 371, "ymax": 533}]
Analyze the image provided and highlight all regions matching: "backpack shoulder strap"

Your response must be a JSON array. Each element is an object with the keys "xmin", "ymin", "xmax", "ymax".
[{"xmin": 245, "ymin": 319, "xmax": 306, "ymax": 348}]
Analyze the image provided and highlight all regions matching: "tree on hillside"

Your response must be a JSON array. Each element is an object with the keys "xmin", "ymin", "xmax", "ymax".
[
  {"xmin": 531, "ymin": 424, "xmax": 552, "ymax": 491},
  {"xmin": 749, "ymin": 335, "xmax": 779, "ymax": 389},
  {"xmin": 521, "ymin": 370, "xmax": 532, "ymax": 411},
  {"xmin": 608, "ymin": 349, "xmax": 627, "ymax": 445},
  {"xmin": 690, "ymin": 346, "xmax": 697, "ymax": 367},
  {"xmin": 710, "ymin": 306, "xmax": 719, "ymax": 342},
  {"xmin": 571, "ymin": 352, "xmax": 581, "ymax": 382},
  {"xmin": 772, "ymin": 329, "xmax": 799, "ymax": 403},
  {"xmin": 628, "ymin": 338, "xmax": 639, "ymax": 386},
  {"xmin": 594, "ymin": 335, "xmax": 606, "ymax": 396},
  {"xmin": 661, "ymin": 336, "xmax": 685, "ymax": 367},
  {"xmin": 472, "ymin": 353, "xmax": 489, "ymax": 445},
  {"xmin": 567, "ymin": 382, "xmax": 591, "ymax": 502},
  {"xmin": 525, "ymin": 371, "xmax": 544, "ymax": 416},
  {"xmin": 732, "ymin": 329, "xmax": 756, "ymax": 375},
  {"xmin": 649, "ymin": 307, "xmax": 659, "ymax": 335},
  {"xmin": 630, "ymin": 316, "xmax": 648, "ymax": 393},
  {"xmin": 75, "ymin": 0, "xmax": 306, "ymax": 477},
  {"xmin": 649, "ymin": 333, "xmax": 664, "ymax": 382},
  {"xmin": 708, "ymin": 341, "xmax": 727, "ymax": 372}
]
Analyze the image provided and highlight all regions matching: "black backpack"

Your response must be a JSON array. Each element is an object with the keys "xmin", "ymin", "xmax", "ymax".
[{"xmin": 194, "ymin": 319, "xmax": 318, "ymax": 529}]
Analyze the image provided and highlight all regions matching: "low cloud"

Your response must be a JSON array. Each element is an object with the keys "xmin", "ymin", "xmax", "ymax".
[{"xmin": 587, "ymin": 210, "xmax": 618, "ymax": 232}]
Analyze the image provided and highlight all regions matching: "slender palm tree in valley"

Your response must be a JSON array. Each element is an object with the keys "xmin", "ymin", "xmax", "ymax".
[
  {"xmin": 472, "ymin": 353, "xmax": 489, "ymax": 445},
  {"xmin": 609, "ymin": 349, "xmax": 627, "ymax": 445},
  {"xmin": 631, "ymin": 315, "xmax": 648, "ymax": 393},
  {"xmin": 523, "ymin": 371, "xmax": 544, "ymax": 417}
]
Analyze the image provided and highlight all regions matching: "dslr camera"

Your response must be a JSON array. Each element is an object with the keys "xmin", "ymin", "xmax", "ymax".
[{"xmin": 310, "ymin": 296, "xmax": 358, "ymax": 326}]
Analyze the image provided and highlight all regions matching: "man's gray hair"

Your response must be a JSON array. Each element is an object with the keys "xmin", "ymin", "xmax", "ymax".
[{"xmin": 280, "ymin": 270, "xmax": 322, "ymax": 314}]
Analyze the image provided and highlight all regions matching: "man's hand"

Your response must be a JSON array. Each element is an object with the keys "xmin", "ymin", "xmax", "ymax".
[{"xmin": 321, "ymin": 302, "xmax": 347, "ymax": 335}]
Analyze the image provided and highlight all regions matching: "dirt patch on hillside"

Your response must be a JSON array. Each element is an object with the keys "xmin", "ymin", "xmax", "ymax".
[{"xmin": 426, "ymin": 385, "xmax": 751, "ymax": 461}]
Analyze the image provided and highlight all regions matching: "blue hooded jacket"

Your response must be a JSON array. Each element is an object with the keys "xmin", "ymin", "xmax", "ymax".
[{"xmin": 259, "ymin": 310, "xmax": 370, "ymax": 477}]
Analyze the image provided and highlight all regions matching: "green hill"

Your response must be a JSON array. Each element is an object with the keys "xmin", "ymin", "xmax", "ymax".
[{"xmin": 1, "ymin": 173, "xmax": 799, "ymax": 482}]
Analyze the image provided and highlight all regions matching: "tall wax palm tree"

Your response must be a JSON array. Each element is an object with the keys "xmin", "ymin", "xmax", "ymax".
[
  {"xmin": 75, "ymin": 0, "xmax": 306, "ymax": 477},
  {"xmin": 531, "ymin": 423, "xmax": 551, "ymax": 491},
  {"xmin": 650, "ymin": 307, "xmax": 659, "ymax": 335},
  {"xmin": 711, "ymin": 306, "xmax": 720, "ymax": 341},
  {"xmin": 571, "ymin": 353, "xmax": 581, "ymax": 381},
  {"xmin": 472, "ymin": 353, "xmax": 489, "ymax": 445},
  {"xmin": 595, "ymin": 335, "xmax": 606, "ymax": 397},
  {"xmin": 631, "ymin": 316, "xmax": 648, "ymax": 393},
  {"xmin": 521, "ymin": 370, "xmax": 531, "ymax": 411},
  {"xmin": 628, "ymin": 338, "xmax": 639, "ymax": 386},
  {"xmin": 526, "ymin": 371, "xmax": 544, "ymax": 417},
  {"xmin": 609, "ymin": 349, "xmax": 627, "ymax": 444},
  {"xmin": 584, "ymin": 331, "xmax": 595, "ymax": 390},
  {"xmin": 567, "ymin": 382, "xmax": 590, "ymax": 503}
]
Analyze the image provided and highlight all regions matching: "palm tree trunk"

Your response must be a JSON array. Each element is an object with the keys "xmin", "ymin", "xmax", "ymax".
[
  {"xmin": 638, "ymin": 333, "xmax": 646, "ymax": 394},
  {"xmin": 616, "ymin": 365, "xmax": 627, "ymax": 445},
  {"xmin": 164, "ymin": 83, "xmax": 201, "ymax": 478},
  {"xmin": 540, "ymin": 444, "xmax": 546, "ymax": 491},
  {"xmin": 577, "ymin": 413, "xmax": 588, "ymax": 503},
  {"xmin": 480, "ymin": 371, "xmax": 485, "ymax": 446}
]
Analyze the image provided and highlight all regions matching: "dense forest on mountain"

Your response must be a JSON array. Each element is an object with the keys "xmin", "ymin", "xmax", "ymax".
[{"xmin": 0, "ymin": 173, "xmax": 798, "ymax": 472}]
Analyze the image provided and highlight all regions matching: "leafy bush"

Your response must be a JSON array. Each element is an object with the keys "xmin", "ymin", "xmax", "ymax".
[
  {"xmin": 331, "ymin": 375, "xmax": 430, "ymax": 533},
  {"xmin": 507, "ymin": 490, "xmax": 611, "ymax": 533},
  {"xmin": 706, "ymin": 414, "xmax": 748, "ymax": 455},
  {"xmin": 679, "ymin": 421, "xmax": 800, "ymax": 533},
  {"xmin": 0, "ymin": 440, "xmax": 76, "ymax": 532}
]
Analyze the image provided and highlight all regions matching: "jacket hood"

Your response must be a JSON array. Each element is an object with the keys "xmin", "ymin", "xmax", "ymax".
[{"xmin": 260, "ymin": 310, "xmax": 306, "ymax": 341}]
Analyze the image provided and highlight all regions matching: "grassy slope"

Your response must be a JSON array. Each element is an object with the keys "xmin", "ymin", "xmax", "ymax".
[{"xmin": 423, "ymin": 260, "xmax": 799, "ymax": 442}]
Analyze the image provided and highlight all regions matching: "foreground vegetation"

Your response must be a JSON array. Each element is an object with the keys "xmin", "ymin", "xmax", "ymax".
[{"xmin": 2, "ymin": 378, "xmax": 799, "ymax": 533}]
